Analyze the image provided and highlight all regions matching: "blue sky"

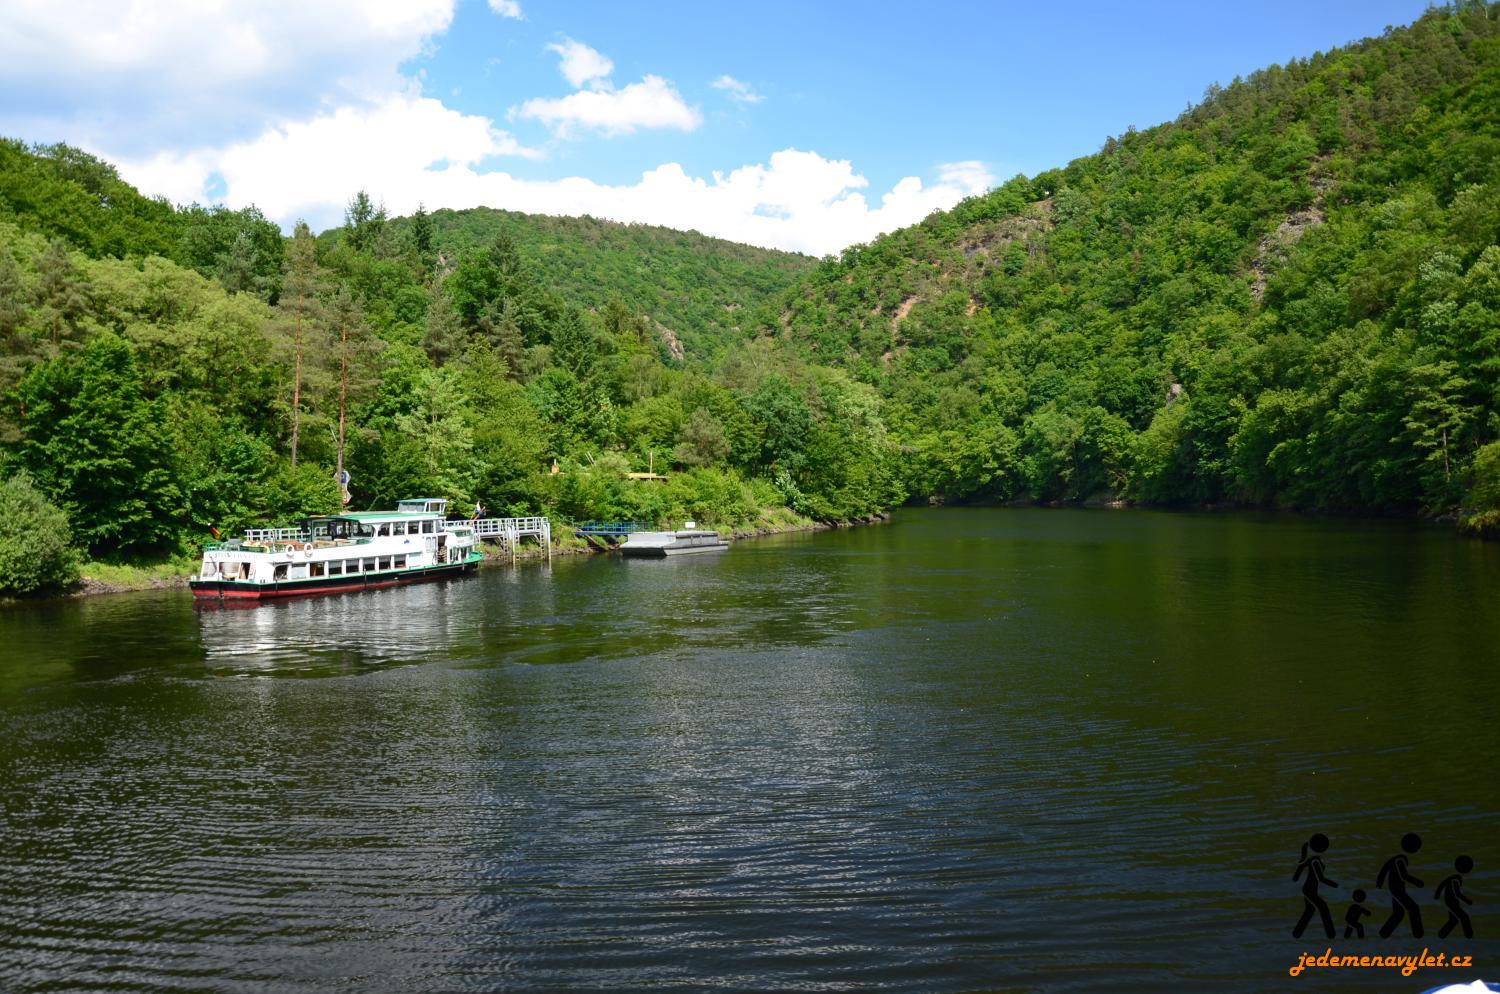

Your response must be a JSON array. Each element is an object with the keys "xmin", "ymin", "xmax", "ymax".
[{"xmin": 0, "ymin": 0, "xmax": 1432, "ymax": 254}]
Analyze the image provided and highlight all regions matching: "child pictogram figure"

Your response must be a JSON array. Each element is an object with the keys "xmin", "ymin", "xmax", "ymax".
[
  {"xmin": 1293, "ymin": 833, "xmax": 1339, "ymax": 939},
  {"xmin": 1378, "ymin": 832, "xmax": 1425, "ymax": 938},
  {"xmin": 1435, "ymin": 855, "xmax": 1475, "ymax": 939},
  {"xmin": 1344, "ymin": 889, "xmax": 1371, "ymax": 938}
]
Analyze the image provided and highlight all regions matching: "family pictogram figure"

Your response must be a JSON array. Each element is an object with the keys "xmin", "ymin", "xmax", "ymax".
[
  {"xmin": 1292, "ymin": 833, "xmax": 1339, "ymax": 939},
  {"xmin": 1436, "ymin": 855, "xmax": 1475, "ymax": 940},
  {"xmin": 1377, "ymin": 833, "xmax": 1425, "ymax": 939},
  {"xmin": 1293, "ymin": 833, "xmax": 1478, "ymax": 941},
  {"xmin": 1343, "ymin": 889, "xmax": 1370, "ymax": 938}
]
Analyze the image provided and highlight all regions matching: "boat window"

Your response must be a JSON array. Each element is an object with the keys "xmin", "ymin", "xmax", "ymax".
[
  {"xmin": 311, "ymin": 562, "xmax": 325, "ymax": 577},
  {"xmin": 393, "ymin": 554, "xmax": 406, "ymax": 568},
  {"xmin": 362, "ymin": 558, "xmax": 375, "ymax": 572},
  {"xmin": 420, "ymin": 519, "xmax": 433, "ymax": 534},
  {"xmin": 328, "ymin": 561, "xmax": 342, "ymax": 575},
  {"xmin": 378, "ymin": 556, "xmax": 391, "ymax": 570},
  {"xmin": 376, "ymin": 523, "xmax": 390, "ymax": 536},
  {"xmin": 274, "ymin": 564, "xmax": 288, "ymax": 580}
]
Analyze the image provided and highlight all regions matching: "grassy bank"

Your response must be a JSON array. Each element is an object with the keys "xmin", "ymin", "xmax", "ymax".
[{"xmin": 76, "ymin": 555, "xmax": 198, "ymax": 595}]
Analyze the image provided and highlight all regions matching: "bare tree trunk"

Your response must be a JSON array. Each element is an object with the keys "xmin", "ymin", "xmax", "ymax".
[
  {"xmin": 290, "ymin": 314, "xmax": 302, "ymax": 473},
  {"xmin": 336, "ymin": 317, "xmax": 348, "ymax": 484}
]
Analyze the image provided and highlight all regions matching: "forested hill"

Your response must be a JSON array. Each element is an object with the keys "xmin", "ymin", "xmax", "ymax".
[
  {"xmin": 760, "ymin": 2, "xmax": 1500, "ymax": 519},
  {"xmin": 0, "ymin": 137, "xmax": 896, "ymax": 592},
  {"xmin": 382, "ymin": 208, "xmax": 814, "ymax": 361}
]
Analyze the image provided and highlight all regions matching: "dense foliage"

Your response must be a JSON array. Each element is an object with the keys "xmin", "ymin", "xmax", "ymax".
[
  {"xmin": 0, "ymin": 471, "xmax": 80, "ymax": 594},
  {"xmin": 0, "ymin": 149, "xmax": 882, "ymax": 568},
  {"xmin": 1, "ymin": 2, "xmax": 1498, "ymax": 587},
  {"xmin": 757, "ymin": 2, "xmax": 1500, "ymax": 519},
  {"xmin": 383, "ymin": 207, "xmax": 816, "ymax": 361}
]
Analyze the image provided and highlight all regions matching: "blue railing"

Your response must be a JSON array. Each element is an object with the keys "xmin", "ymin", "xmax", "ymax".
[{"xmin": 571, "ymin": 520, "xmax": 651, "ymax": 538}]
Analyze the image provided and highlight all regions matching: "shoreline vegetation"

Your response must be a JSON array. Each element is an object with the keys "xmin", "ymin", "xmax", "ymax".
[
  {"xmin": 31, "ymin": 509, "xmax": 886, "ymax": 601},
  {"xmin": 31, "ymin": 492, "xmax": 1479, "ymax": 605},
  {"xmin": 3, "ymin": 5, "xmax": 1500, "ymax": 598}
]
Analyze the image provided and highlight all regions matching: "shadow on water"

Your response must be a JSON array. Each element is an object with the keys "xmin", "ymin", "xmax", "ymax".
[{"xmin": 1, "ymin": 508, "xmax": 1498, "ymax": 992}]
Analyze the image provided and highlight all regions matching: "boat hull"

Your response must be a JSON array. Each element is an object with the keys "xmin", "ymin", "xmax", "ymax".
[
  {"xmin": 621, "ymin": 547, "xmax": 729, "ymax": 557},
  {"xmin": 619, "ymin": 533, "xmax": 730, "ymax": 557},
  {"xmin": 190, "ymin": 559, "xmax": 477, "ymax": 601}
]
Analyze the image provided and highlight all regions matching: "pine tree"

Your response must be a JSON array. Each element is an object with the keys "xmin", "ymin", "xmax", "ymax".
[
  {"xmin": 277, "ymin": 223, "xmax": 324, "ymax": 472},
  {"xmin": 31, "ymin": 239, "xmax": 86, "ymax": 349}
]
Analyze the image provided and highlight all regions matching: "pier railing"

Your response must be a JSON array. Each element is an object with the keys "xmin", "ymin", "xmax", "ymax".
[
  {"xmin": 572, "ymin": 520, "xmax": 651, "ymax": 538},
  {"xmin": 468, "ymin": 516, "xmax": 553, "ymax": 561}
]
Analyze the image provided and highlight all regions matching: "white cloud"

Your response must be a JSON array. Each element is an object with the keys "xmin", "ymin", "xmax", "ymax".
[
  {"xmin": 119, "ymin": 95, "xmax": 541, "ymax": 221},
  {"xmin": 0, "ymin": 0, "xmax": 456, "ymax": 153},
  {"xmin": 7, "ymin": 1, "xmax": 993, "ymax": 256},
  {"xmin": 710, "ymin": 75, "xmax": 764, "ymax": 104},
  {"xmin": 936, "ymin": 160, "xmax": 993, "ymax": 191},
  {"xmin": 514, "ymin": 75, "xmax": 701, "ymax": 137},
  {"xmin": 545, "ymin": 38, "xmax": 614, "ymax": 89},
  {"xmin": 487, "ymin": 0, "xmax": 523, "ymax": 19},
  {"xmin": 122, "ymin": 113, "xmax": 993, "ymax": 255}
]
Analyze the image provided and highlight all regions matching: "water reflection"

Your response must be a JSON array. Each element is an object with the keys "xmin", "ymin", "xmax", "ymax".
[{"xmin": 2, "ymin": 509, "xmax": 1498, "ymax": 993}]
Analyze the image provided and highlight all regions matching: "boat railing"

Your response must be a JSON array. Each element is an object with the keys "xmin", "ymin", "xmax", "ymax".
[{"xmin": 244, "ymin": 526, "xmax": 310, "ymax": 543}]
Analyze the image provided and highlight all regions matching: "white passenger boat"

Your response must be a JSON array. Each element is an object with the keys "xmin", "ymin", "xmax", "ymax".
[{"xmin": 190, "ymin": 498, "xmax": 481, "ymax": 601}]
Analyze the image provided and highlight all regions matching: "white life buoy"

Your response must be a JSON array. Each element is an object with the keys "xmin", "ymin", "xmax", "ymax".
[{"xmin": 302, "ymin": 543, "xmax": 314, "ymax": 558}]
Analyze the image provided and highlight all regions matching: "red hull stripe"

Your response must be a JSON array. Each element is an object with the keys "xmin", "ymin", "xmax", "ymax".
[{"xmin": 190, "ymin": 561, "xmax": 476, "ymax": 600}]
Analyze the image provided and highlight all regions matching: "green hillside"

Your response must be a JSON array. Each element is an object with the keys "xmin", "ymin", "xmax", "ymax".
[
  {"xmin": 384, "ymin": 208, "xmax": 814, "ymax": 361},
  {"xmin": 0, "ymin": 142, "xmax": 890, "ymax": 593},
  {"xmin": 3, "ymin": 3, "xmax": 1500, "ymax": 595},
  {"xmin": 761, "ymin": 2, "xmax": 1500, "ymax": 521}
]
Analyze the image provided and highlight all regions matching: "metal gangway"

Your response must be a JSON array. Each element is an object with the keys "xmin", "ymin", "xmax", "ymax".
[{"xmin": 469, "ymin": 516, "xmax": 552, "ymax": 562}]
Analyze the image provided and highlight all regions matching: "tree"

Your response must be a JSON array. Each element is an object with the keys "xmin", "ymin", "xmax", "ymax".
[
  {"xmin": 743, "ymin": 374, "xmax": 813, "ymax": 472},
  {"xmin": 276, "ymin": 223, "xmax": 324, "ymax": 472},
  {"xmin": 31, "ymin": 238, "xmax": 87, "ymax": 348},
  {"xmin": 421, "ymin": 285, "xmax": 465, "ymax": 365},
  {"xmin": 0, "ymin": 471, "xmax": 81, "ymax": 594},
  {"xmin": 344, "ymin": 190, "xmax": 387, "ymax": 255},
  {"xmin": 674, "ymin": 408, "xmax": 729, "ymax": 467},
  {"xmin": 328, "ymin": 287, "xmax": 379, "ymax": 492},
  {"xmin": 410, "ymin": 202, "xmax": 435, "ymax": 274},
  {"xmin": 216, "ymin": 230, "xmax": 258, "ymax": 295},
  {"xmin": 1400, "ymin": 360, "xmax": 1473, "ymax": 490},
  {"xmin": 17, "ymin": 334, "xmax": 182, "ymax": 555}
]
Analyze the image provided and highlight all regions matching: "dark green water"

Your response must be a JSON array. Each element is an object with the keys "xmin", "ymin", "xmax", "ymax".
[{"xmin": 2, "ymin": 508, "xmax": 1497, "ymax": 992}]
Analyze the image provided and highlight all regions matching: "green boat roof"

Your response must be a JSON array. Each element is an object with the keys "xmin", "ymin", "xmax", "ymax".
[{"xmin": 337, "ymin": 511, "xmax": 440, "ymax": 521}]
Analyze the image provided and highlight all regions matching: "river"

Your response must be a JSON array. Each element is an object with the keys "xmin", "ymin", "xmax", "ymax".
[{"xmin": 2, "ymin": 508, "xmax": 1497, "ymax": 992}]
